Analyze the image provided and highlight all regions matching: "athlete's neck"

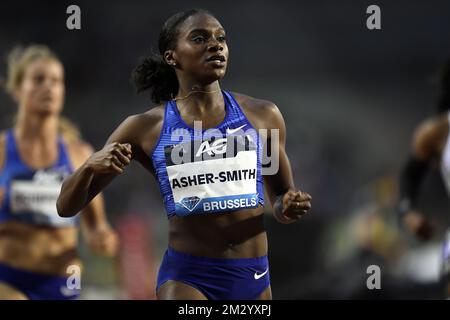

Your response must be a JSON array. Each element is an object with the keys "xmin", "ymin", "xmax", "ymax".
[
  {"xmin": 175, "ymin": 81, "xmax": 223, "ymax": 114},
  {"xmin": 15, "ymin": 111, "xmax": 59, "ymax": 145}
]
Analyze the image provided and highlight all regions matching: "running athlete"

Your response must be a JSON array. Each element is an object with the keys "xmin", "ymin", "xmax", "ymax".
[
  {"xmin": 398, "ymin": 59, "xmax": 450, "ymax": 298},
  {"xmin": 57, "ymin": 9, "xmax": 312, "ymax": 300},
  {"xmin": 0, "ymin": 45, "xmax": 118, "ymax": 300}
]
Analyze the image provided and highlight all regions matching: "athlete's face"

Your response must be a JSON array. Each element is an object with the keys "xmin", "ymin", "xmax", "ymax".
[
  {"xmin": 168, "ymin": 13, "xmax": 229, "ymax": 84},
  {"xmin": 15, "ymin": 58, "xmax": 65, "ymax": 117}
]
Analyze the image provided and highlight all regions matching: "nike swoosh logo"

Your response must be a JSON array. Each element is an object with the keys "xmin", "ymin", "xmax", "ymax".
[
  {"xmin": 226, "ymin": 124, "xmax": 247, "ymax": 135},
  {"xmin": 254, "ymin": 268, "xmax": 269, "ymax": 280}
]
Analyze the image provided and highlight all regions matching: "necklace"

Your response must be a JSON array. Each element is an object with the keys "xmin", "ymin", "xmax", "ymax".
[{"xmin": 173, "ymin": 89, "xmax": 221, "ymax": 101}]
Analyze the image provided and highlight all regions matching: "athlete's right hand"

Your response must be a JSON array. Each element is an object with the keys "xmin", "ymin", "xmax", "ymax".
[
  {"xmin": 85, "ymin": 142, "xmax": 132, "ymax": 174},
  {"xmin": 277, "ymin": 189, "xmax": 312, "ymax": 223},
  {"xmin": 403, "ymin": 211, "xmax": 435, "ymax": 241}
]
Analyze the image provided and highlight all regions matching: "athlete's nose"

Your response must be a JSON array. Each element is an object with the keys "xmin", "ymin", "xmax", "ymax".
[{"xmin": 207, "ymin": 39, "xmax": 223, "ymax": 52}]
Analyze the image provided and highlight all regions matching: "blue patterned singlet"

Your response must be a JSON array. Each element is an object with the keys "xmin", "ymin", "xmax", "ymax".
[
  {"xmin": 0, "ymin": 129, "xmax": 78, "ymax": 227},
  {"xmin": 151, "ymin": 90, "xmax": 265, "ymax": 218}
]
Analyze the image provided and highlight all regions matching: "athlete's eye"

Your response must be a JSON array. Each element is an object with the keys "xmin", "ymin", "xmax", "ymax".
[
  {"xmin": 50, "ymin": 76, "xmax": 62, "ymax": 85},
  {"xmin": 192, "ymin": 36, "xmax": 205, "ymax": 44},
  {"xmin": 33, "ymin": 75, "xmax": 45, "ymax": 85},
  {"xmin": 217, "ymin": 35, "xmax": 226, "ymax": 42}
]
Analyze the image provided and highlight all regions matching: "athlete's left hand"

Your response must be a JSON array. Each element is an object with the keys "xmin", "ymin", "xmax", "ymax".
[
  {"xmin": 279, "ymin": 189, "xmax": 312, "ymax": 223},
  {"xmin": 86, "ymin": 226, "xmax": 120, "ymax": 257}
]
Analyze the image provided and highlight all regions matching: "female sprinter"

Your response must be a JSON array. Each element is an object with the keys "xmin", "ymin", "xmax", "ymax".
[
  {"xmin": 0, "ymin": 45, "xmax": 118, "ymax": 300},
  {"xmin": 57, "ymin": 9, "xmax": 312, "ymax": 300}
]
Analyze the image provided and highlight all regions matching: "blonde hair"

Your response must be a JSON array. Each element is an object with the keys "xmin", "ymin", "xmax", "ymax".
[
  {"xmin": 57, "ymin": 116, "xmax": 81, "ymax": 143},
  {"xmin": 6, "ymin": 44, "xmax": 81, "ymax": 143}
]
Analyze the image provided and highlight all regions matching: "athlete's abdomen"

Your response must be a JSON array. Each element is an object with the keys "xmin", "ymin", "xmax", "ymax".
[
  {"xmin": 0, "ymin": 221, "xmax": 80, "ymax": 276},
  {"xmin": 168, "ymin": 206, "xmax": 268, "ymax": 259}
]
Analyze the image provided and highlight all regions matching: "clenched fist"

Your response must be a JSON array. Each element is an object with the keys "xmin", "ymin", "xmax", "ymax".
[
  {"xmin": 85, "ymin": 142, "xmax": 132, "ymax": 174},
  {"xmin": 403, "ymin": 211, "xmax": 435, "ymax": 241},
  {"xmin": 277, "ymin": 189, "xmax": 312, "ymax": 224}
]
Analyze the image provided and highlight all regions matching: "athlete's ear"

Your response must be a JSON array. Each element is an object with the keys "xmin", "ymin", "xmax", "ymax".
[{"xmin": 164, "ymin": 50, "xmax": 178, "ymax": 68}]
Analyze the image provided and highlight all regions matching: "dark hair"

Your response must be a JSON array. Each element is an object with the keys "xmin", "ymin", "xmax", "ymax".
[
  {"xmin": 132, "ymin": 9, "xmax": 214, "ymax": 104},
  {"xmin": 437, "ymin": 58, "xmax": 450, "ymax": 114}
]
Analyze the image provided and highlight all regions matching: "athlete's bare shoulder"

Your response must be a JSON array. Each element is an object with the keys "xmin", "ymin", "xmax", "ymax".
[
  {"xmin": 231, "ymin": 92, "xmax": 278, "ymax": 114},
  {"xmin": 413, "ymin": 112, "xmax": 449, "ymax": 160},
  {"xmin": 129, "ymin": 104, "xmax": 165, "ymax": 126},
  {"xmin": 230, "ymin": 92, "xmax": 284, "ymax": 131},
  {"xmin": 105, "ymin": 104, "xmax": 165, "ymax": 156},
  {"xmin": 138, "ymin": 104, "xmax": 166, "ymax": 132}
]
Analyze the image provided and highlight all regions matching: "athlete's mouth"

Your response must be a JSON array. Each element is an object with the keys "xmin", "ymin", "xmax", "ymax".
[
  {"xmin": 41, "ymin": 91, "xmax": 54, "ymax": 102},
  {"xmin": 42, "ymin": 96, "xmax": 54, "ymax": 104},
  {"xmin": 206, "ymin": 55, "xmax": 226, "ymax": 63}
]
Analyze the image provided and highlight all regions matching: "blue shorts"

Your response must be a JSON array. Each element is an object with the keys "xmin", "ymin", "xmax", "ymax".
[
  {"xmin": 157, "ymin": 247, "xmax": 270, "ymax": 300},
  {"xmin": 0, "ymin": 262, "xmax": 80, "ymax": 300}
]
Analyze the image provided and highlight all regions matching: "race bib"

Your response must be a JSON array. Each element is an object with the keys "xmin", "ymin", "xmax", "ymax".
[
  {"xmin": 165, "ymin": 134, "xmax": 259, "ymax": 216},
  {"xmin": 9, "ymin": 167, "xmax": 74, "ymax": 226}
]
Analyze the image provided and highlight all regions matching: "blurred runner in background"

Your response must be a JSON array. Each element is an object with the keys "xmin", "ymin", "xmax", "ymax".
[{"xmin": 0, "ymin": 45, "xmax": 119, "ymax": 300}]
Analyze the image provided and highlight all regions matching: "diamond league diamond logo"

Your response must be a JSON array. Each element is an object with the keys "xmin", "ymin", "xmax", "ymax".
[{"xmin": 180, "ymin": 196, "xmax": 201, "ymax": 212}]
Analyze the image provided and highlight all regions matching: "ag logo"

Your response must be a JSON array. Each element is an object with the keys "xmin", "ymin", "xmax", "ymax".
[{"xmin": 195, "ymin": 138, "xmax": 227, "ymax": 157}]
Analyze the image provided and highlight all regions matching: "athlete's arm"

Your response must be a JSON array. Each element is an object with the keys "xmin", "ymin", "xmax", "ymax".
[
  {"xmin": 80, "ymin": 195, "xmax": 119, "ymax": 257},
  {"xmin": 257, "ymin": 102, "xmax": 312, "ymax": 224},
  {"xmin": 57, "ymin": 110, "xmax": 162, "ymax": 217},
  {"xmin": 398, "ymin": 116, "xmax": 445, "ymax": 239},
  {"xmin": 68, "ymin": 141, "xmax": 119, "ymax": 257}
]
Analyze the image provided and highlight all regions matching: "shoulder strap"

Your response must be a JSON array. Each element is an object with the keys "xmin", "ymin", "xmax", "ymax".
[{"xmin": 4, "ymin": 129, "xmax": 21, "ymax": 166}]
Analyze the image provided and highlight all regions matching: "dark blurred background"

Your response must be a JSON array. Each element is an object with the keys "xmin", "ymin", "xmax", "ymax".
[{"xmin": 1, "ymin": 0, "xmax": 450, "ymax": 299}]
